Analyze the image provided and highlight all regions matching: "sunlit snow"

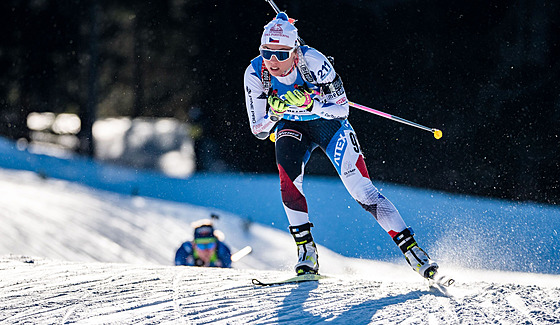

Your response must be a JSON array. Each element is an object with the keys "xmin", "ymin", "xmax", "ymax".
[{"xmin": 1, "ymin": 166, "xmax": 560, "ymax": 323}]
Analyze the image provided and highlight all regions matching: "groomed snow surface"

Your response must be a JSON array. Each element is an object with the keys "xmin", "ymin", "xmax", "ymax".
[{"xmin": 1, "ymin": 169, "xmax": 559, "ymax": 324}]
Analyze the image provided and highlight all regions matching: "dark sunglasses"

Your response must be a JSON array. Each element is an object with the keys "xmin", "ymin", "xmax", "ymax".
[
  {"xmin": 259, "ymin": 46, "xmax": 296, "ymax": 62},
  {"xmin": 195, "ymin": 242, "xmax": 217, "ymax": 250}
]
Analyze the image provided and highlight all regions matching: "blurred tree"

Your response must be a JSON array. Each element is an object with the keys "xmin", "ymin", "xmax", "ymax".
[
  {"xmin": 1, "ymin": 0, "xmax": 84, "ymax": 141},
  {"xmin": 79, "ymin": 0, "xmax": 100, "ymax": 156}
]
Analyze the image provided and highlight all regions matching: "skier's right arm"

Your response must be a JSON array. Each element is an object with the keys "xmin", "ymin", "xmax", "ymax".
[{"xmin": 244, "ymin": 65, "xmax": 277, "ymax": 140}]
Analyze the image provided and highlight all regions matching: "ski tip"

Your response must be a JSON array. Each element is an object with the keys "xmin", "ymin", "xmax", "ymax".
[{"xmin": 429, "ymin": 276, "xmax": 455, "ymax": 288}]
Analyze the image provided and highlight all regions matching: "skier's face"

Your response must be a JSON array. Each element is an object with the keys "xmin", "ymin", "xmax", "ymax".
[
  {"xmin": 194, "ymin": 239, "xmax": 217, "ymax": 265},
  {"xmin": 196, "ymin": 246, "xmax": 215, "ymax": 264},
  {"xmin": 261, "ymin": 44, "xmax": 296, "ymax": 77}
]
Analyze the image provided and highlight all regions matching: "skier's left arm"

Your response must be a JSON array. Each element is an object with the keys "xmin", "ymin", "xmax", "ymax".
[{"xmin": 305, "ymin": 50, "xmax": 349, "ymax": 120}]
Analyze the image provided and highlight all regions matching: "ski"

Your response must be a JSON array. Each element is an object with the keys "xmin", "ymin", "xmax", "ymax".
[
  {"xmin": 252, "ymin": 273, "xmax": 327, "ymax": 286},
  {"xmin": 429, "ymin": 273, "xmax": 455, "ymax": 288}
]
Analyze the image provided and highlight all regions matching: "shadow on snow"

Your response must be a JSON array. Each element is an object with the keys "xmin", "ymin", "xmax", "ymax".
[{"xmin": 271, "ymin": 282, "xmax": 440, "ymax": 324}]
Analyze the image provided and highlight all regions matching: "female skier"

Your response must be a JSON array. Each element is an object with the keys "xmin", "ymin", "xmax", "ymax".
[{"xmin": 243, "ymin": 12, "xmax": 438, "ymax": 279}]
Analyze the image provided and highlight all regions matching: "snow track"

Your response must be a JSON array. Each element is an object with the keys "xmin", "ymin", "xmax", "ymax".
[
  {"xmin": 1, "ymin": 256, "xmax": 559, "ymax": 324},
  {"xmin": 1, "ymin": 168, "xmax": 560, "ymax": 323}
]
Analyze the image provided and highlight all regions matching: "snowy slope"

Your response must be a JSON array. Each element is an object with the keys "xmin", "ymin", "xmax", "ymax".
[
  {"xmin": 1, "ymin": 168, "xmax": 560, "ymax": 324},
  {"xmin": 2, "ymin": 255, "xmax": 560, "ymax": 324},
  {"xmin": 0, "ymin": 168, "xmax": 371, "ymax": 273}
]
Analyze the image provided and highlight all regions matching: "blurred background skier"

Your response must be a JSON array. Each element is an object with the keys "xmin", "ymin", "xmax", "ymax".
[
  {"xmin": 174, "ymin": 219, "xmax": 231, "ymax": 268},
  {"xmin": 243, "ymin": 12, "xmax": 439, "ymax": 279}
]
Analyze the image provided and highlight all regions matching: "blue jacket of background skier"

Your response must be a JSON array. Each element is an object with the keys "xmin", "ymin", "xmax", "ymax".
[{"xmin": 174, "ymin": 240, "xmax": 232, "ymax": 268}]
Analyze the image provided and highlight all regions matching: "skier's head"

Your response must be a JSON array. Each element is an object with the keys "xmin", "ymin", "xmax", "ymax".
[
  {"xmin": 261, "ymin": 12, "xmax": 298, "ymax": 48},
  {"xmin": 260, "ymin": 12, "xmax": 298, "ymax": 77},
  {"xmin": 192, "ymin": 219, "xmax": 216, "ymax": 240},
  {"xmin": 192, "ymin": 221, "xmax": 218, "ymax": 263}
]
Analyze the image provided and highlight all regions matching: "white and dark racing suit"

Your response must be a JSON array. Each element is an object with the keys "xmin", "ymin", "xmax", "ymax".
[{"xmin": 243, "ymin": 46, "xmax": 408, "ymax": 238}]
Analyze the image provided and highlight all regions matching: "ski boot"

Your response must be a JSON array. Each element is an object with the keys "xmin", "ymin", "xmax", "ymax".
[
  {"xmin": 289, "ymin": 222, "xmax": 319, "ymax": 275},
  {"xmin": 393, "ymin": 228, "xmax": 438, "ymax": 279}
]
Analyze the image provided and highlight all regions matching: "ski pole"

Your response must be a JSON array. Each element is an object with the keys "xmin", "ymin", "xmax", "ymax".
[
  {"xmin": 349, "ymin": 101, "xmax": 443, "ymax": 139},
  {"xmin": 231, "ymin": 245, "xmax": 253, "ymax": 262},
  {"xmin": 264, "ymin": 0, "xmax": 281, "ymax": 14},
  {"xmin": 305, "ymin": 88, "xmax": 443, "ymax": 139},
  {"xmin": 263, "ymin": 0, "xmax": 443, "ymax": 140}
]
